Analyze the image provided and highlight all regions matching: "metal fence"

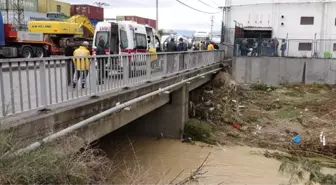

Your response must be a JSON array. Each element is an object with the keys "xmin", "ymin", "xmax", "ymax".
[
  {"xmin": 234, "ymin": 38, "xmax": 336, "ymax": 58},
  {"xmin": 0, "ymin": 50, "xmax": 224, "ymax": 117}
]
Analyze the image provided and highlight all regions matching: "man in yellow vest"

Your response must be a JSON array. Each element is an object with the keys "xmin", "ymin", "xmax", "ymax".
[
  {"xmin": 207, "ymin": 42, "xmax": 215, "ymax": 51},
  {"xmin": 73, "ymin": 41, "xmax": 91, "ymax": 88}
]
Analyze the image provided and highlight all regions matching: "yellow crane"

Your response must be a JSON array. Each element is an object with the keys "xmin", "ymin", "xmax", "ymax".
[
  {"xmin": 28, "ymin": 12, "xmax": 95, "ymax": 36},
  {"xmin": 27, "ymin": 12, "xmax": 95, "ymax": 50}
]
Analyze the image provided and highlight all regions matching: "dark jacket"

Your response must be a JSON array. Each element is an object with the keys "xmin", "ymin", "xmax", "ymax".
[
  {"xmin": 64, "ymin": 45, "xmax": 74, "ymax": 56},
  {"xmin": 167, "ymin": 41, "xmax": 177, "ymax": 52},
  {"xmin": 214, "ymin": 44, "xmax": 219, "ymax": 50},
  {"xmin": 177, "ymin": 42, "xmax": 187, "ymax": 51},
  {"xmin": 96, "ymin": 39, "xmax": 106, "ymax": 55}
]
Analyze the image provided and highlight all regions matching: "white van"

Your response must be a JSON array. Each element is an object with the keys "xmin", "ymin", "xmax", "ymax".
[
  {"xmin": 92, "ymin": 21, "xmax": 160, "ymax": 76},
  {"xmin": 192, "ymin": 30, "xmax": 211, "ymax": 50}
]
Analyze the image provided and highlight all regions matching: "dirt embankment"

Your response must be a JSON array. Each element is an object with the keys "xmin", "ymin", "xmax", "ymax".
[{"xmin": 189, "ymin": 72, "xmax": 336, "ymax": 157}]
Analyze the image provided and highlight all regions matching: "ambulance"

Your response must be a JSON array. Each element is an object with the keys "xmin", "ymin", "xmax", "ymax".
[{"xmin": 92, "ymin": 20, "xmax": 161, "ymax": 76}]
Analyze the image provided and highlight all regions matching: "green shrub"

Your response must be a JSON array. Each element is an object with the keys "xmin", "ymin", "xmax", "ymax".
[{"xmin": 184, "ymin": 119, "xmax": 216, "ymax": 144}]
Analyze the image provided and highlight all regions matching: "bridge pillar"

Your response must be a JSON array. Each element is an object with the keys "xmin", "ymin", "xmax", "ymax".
[{"xmin": 130, "ymin": 85, "xmax": 189, "ymax": 139}]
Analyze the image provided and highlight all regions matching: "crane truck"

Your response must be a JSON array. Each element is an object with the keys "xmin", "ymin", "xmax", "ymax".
[{"xmin": 0, "ymin": 10, "xmax": 94, "ymax": 58}]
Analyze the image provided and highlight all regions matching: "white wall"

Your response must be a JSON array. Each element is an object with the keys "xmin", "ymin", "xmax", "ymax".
[
  {"xmin": 230, "ymin": 1, "xmax": 336, "ymax": 57},
  {"xmin": 1, "ymin": 11, "xmax": 46, "ymax": 25}
]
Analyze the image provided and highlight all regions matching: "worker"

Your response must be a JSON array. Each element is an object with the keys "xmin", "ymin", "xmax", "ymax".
[
  {"xmin": 65, "ymin": 40, "xmax": 75, "ymax": 86},
  {"xmin": 167, "ymin": 38, "xmax": 177, "ymax": 52},
  {"xmin": 96, "ymin": 39, "xmax": 106, "ymax": 85},
  {"xmin": 199, "ymin": 41, "xmax": 204, "ymax": 51},
  {"xmin": 73, "ymin": 41, "xmax": 91, "ymax": 89},
  {"xmin": 207, "ymin": 42, "xmax": 215, "ymax": 51}
]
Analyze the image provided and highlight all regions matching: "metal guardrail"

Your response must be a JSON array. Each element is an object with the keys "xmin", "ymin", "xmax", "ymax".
[{"xmin": 0, "ymin": 50, "xmax": 225, "ymax": 117}]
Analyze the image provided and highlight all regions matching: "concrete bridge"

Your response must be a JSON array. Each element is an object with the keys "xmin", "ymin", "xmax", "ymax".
[{"xmin": 0, "ymin": 50, "xmax": 229, "ymax": 150}]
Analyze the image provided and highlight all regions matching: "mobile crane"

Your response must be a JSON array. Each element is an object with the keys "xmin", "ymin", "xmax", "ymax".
[{"xmin": 0, "ymin": 10, "xmax": 95, "ymax": 58}]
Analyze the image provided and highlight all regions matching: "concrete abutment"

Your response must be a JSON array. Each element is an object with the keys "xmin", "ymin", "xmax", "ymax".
[{"xmin": 130, "ymin": 85, "xmax": 189, "ymax": 139}]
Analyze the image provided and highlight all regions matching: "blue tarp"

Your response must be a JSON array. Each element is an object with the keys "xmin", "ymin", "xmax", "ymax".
[{"xmin": 0, "ymin": 10, "xmax": 5, "ymax": 46}]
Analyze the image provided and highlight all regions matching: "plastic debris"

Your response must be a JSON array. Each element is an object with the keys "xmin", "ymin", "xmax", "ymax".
[
  {"xmin": 292, "ymin": 135, "xmax": 301, "ymax": 144},
  {"xmin": 204, "ymin": 90, "xmax": 214, "ymax": 94},
  {"xmin": 205, "ymin": 100, "xmax": 211, "ymax": 106},
  {"xmin": 232, "ymin": 122, "xmax": 241, "ymax": 129},
  {"xmin": 209, "ymin": 107, "xmax": 215, "ymax": 111},
  {"xmin": 322, "ymin": 135, "xmax": 326, "ymax": 146}
]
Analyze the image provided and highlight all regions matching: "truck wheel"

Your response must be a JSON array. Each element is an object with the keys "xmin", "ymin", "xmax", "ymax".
[
  {"xmin": 35, "ymin": 47, "xmax": 45, "ymax": 58},
  {"xmin": 22, "ymin": 47, "xmax": 33, "ymax": 58}
]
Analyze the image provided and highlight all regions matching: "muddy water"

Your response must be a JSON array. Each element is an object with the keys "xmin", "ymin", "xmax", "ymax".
[{"xmin": 101, "ymin": 137, "xmax": 289, "ymax": 185}]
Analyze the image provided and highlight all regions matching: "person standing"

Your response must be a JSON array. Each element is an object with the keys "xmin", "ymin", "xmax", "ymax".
[
  {"xmin": 199, "ymin": 41, "xmax": 204, "ymax": 51},
  {"xmin": 73, "ymin": 41, "xmax": 91, "ymax": 89},
  {"xmin": 167, "ymin": 38, "xmax": 177, "ymax": 52},
  {"xmin": 203, "ymin": 38, "xmax": 210, "ymax": 50},
  {"xmin": 177, "ymin": 38, "xmax": 187, "ymax": 51},
  {"xmin": 65, "ymin": 40, "xmax": 75, "ymax": 86},
  {"xmin": 207, "ymin": 42, "xmax": 215, "ymax": 51},
  {"xmin": 280, "ymin": 39, "xmax": 287, "ymax": 57},
  {"xmin": 95, "ymin": 39, "xmax": 106, "ymax": 85},
  {"xmin": 214, "ymin": 43, "xmax": 219, "ymax": 50}
]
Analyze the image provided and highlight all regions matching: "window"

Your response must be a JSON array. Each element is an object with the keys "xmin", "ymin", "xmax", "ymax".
[
  {"xmin": 135, "ymin": 33, "xmax": 147, "ymax": 49},
  {"xmin": 56, "ymin": 5, "xmax": 61, "ymax": 12},
  {"xmin": 333, "ymin": 43, "xmax": 336, "ymax": 51},
  {"xmin": 95, "ymin": 31, "xmax": 109, "ymax": 48},
  {"xmin": 120, "ymin": 30, "xmax": 128, "ymax": 49},
  {"xmin": 300, "ymin": 17, "xmax": 314, "ymax": 25},
  {"xmin": 298, "ymin": 43, "xmax": 312, "ymax": 51}
]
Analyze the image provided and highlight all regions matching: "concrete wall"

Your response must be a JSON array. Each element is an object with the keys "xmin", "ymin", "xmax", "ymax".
[{"xmin": 233, "ymin": 57, "xmax": 336, "ymax": 85}]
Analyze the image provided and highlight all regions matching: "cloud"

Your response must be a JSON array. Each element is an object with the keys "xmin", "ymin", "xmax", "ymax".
[
  {"xmin": 101, "ymin": 0, "xmax": 223, "ymax": 30},
  {"xmin": 64, "ymin": 0, "xmax": 228, "ymax": 30}
]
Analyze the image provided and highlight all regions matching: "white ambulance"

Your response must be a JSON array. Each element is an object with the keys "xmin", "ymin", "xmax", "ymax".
[{"xmin": 92, "ymin": 20, "xmax": 161, "ymax": 76}]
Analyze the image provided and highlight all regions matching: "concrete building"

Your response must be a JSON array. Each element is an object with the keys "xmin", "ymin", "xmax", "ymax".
[
  {"xmin": 37, "ymin": 0, "xmax": 70, "ymax": 16},
  {"xmin": 226, "ymin": 0, "xmax": 336, "ymax": 57}
]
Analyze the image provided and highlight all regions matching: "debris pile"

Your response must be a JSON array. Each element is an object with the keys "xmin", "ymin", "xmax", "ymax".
[{"xmin": 189, "ymin": 72, "xmax": 336, "ymax": 157}]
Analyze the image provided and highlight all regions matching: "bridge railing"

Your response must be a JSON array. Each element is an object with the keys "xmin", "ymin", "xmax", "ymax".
[{"xmin": 0, "ymin": 50, "xmax": 225, "ymax": 117}]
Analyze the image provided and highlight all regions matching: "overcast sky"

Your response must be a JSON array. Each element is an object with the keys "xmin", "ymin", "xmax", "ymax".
[{"xmin": 64, "ymin": 0, "xmax": 333, "ymax": 31}]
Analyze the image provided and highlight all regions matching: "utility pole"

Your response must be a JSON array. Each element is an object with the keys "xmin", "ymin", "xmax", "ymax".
[
  {"xmin": 156, "ymin": 0, "xmax": 158, "ymax": 30},
  {"xmin": 5, "ymin": 0, "xmax": 9, "ymax": 23},
  {"xmin": 13, "ymin": 0, "xmax": 24, "ymax": 30},
  {"xmin": 210, "ymin": 15, "xmax": 214, "ymax": 39},
  {"xmin": 220, "ymin": 6, "xmax": 225, "ymax": 43}
]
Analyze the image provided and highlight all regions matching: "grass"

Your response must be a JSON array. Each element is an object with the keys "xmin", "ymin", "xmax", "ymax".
[
  {"xmin": 0, "ymin": 134, "xmax": 114, "ymax": 184},
  {"xmin": 184, "ymin": 119, "xmax": 216, "ymax": 144}
]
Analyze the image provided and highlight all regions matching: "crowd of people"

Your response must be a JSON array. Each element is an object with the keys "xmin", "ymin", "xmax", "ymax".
[
  {"xmin": 193, "ymin": 37, "xmax": 219, "ymax": 51},
  {"xmin": 64, "ymin": 36, "xmax": 221, "ymax": 89},
  {"xmin": 237, "ymin": 37, "xmax": 287, "ymax": 57}
]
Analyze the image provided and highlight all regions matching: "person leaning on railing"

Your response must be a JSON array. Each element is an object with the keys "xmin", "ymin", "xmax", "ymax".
[{"xmin": 73, "ymin": 41, "xmax": 91, "ymax": 89}]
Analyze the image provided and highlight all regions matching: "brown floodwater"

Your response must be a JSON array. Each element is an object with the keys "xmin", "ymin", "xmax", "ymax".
[{"xmin": 100, "ymin": 136, "xmax": 290, "ymax": 185}]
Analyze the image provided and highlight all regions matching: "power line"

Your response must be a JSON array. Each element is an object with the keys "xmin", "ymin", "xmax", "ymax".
[
  {"xmin": 176, "ymin": 0, "xmax": 221, "ymax": 14},
  {"xmin": 198, "ymin": 0, "xmax": 217, "ymax": 9}
]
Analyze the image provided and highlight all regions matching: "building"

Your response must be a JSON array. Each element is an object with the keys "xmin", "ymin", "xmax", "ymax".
[
  {"xmin": 116, "ymin": 16, "xmax": 156, "ymax": 29},
  {"xmin": 226, "ymin": 0, "xmax": 336, "ymax": 57},
  {"xmin": 1, "ymin": 10, "xmax": 46, "ymax": 29},
  {"xmin": 0, "ymin": 0, "xmax": 38, "ymax": 12},
  {"xmin": 37, "ymin": 0, "xmax": 70, "ymax": 16}
]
